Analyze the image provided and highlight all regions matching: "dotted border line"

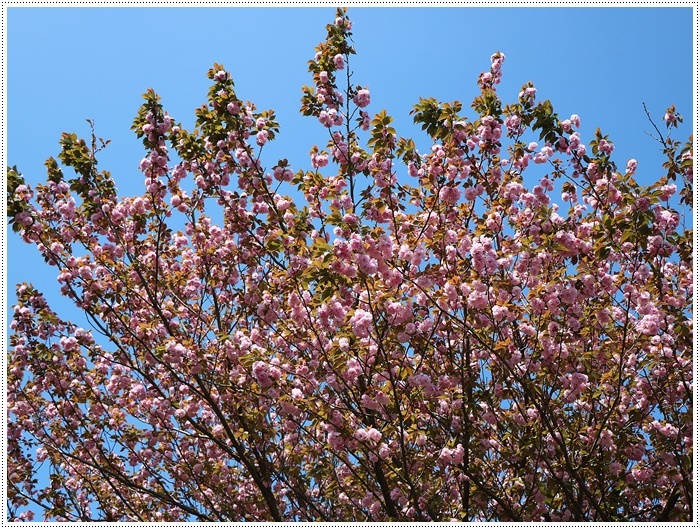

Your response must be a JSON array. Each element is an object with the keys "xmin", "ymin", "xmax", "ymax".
[
  {"xmin": 1, "ymin": 0, "xmax": 7, "ymax": 524},
  {"xmin": 694, "ymin": 3, "xmax": 699, "ymax": 526},
  {"xmin": 1, "ymin": 1, "xmax": 699, "ymax": 4},
  {"xmin": 0, "ymin": 1, "xmax": 696, "ymax": 526}
]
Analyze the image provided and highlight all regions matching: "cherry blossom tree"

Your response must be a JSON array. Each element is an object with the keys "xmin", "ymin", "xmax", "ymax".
[{"xmin": 7, "ymin": 8, "xmax": 692, "ymax": 522}]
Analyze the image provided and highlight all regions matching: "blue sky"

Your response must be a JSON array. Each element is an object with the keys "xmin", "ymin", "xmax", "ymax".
[{"xmin": 7, "ymin": 6, "xmax": 694, "ymax": 324}]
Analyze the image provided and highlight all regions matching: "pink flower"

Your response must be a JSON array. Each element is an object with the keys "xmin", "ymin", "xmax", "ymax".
[
  {"xmin": 355, "ymin": 428, "xmax": 369, "ymax": 442},
  {"xmin": 519, "ymin": 323, "xmax": 536, "ymax": 337},
  {"xmin": 214, "ymin": 70, "xmax": 228, "ymax": 82},
  {"xmin": 256, "ymin": 130, "xmax": 269, "ymax": 146},
  {"xmin": 345, "ymin": 358, "xmax": 361, "ymax": 383},
  {"xmin": 311, "ymin": 152, "xmax": 329, "ymax": 168},
  {"xmin": 586, "ymin": 162, "xmax": 599, "ymax": 179},
  {"xmin": 519, "ymin": 86, "xmax": 537, "ymax": 104},
  {"xmin": 599, "ymin": 428, "xmax": 615, "ymax": 449},
  {"xmin": 490, "ymin": 51, "xmax": 505, "ymax": 69},
  {"xmin": 609, "ymin": 461, "xmax": 623, "ymax": 475},
  {"xmin": 533, "ymin": 152, "xmax": 548, "ymax": 164},
  {"xmin": 452, "ymin": 443, "xmax": 464, "ymax": 463},
  {"xmin": 319, "ymin": 108, "xmax": 343, "ymax": 128},
  {"xmin": 60, "ymin": 336, "xmax": 78, "ymax": 352},
  {"xmin": 439, "ymin": 186, "xmax": 461, "ymax": 204},
  {"xmin": 356, "ymin": 254, "xmax": 378, "ymax": 275},
  {"xmin": 570, "ymin": 114, "xmax": 581, "ymax": 128},
  {"xmin": 630, "ymin": 466, "xmax": 653, "ymax": 483},
  {"xmin": 467, "ymin": 291, "xmax": 488, "ymax": 310},
  {"xmin": 379, "ymin": 444, "xmax": 391, "ymax": 459},
  {"xmin": 492, "ymin": 305, "xmax": 509, "ymax": 320},
  {"xmin": 659, "ymin": 184, "xmax": 677, "ymax": 201},
  {"xmin": 367, "ymin": 428, "xmax": 382, "ymax": 442},
  {"xmin": 636, "ymin": 314, "xmax": 661, "ymax": 335},
  {"xmin": 333, "ymin": 54, "xmax": 345, "ymax": 70},
  {"xmin": 274, "ymin": 195, "xmax": 290, "ymax": 211},
  {"xmin": 350, "ymin": 309, "xmax": 373, "ymax": 338},
  {"xmin": 657, "ymin": 422, "xmax": 679, "ymax": 438},
  {"xmin": 252, "ymin": 361, "xmax": 273, "ymax": 387},
  {"xmin": 212, "ymin": 424, "xmax": 225, "ymax": 437},
  {"xmin": 598, "ymin": 139, "xmax": 614, "ymax": 154},
  {"xmin": 348, "ymin": 111, "xmax": 365, "ymax": 133},
  {"xmin": 353, "ymin": 89, "xmax": 371, "ymax": 108},
  {"xmin": 505, "ymin": 114, "xmax": 521, "ymax": 135},
  {"xmin": 561, "ymin": 372, "xmax": 589, "ymax": 402},
  {"xmin": 328, "ymin": 431, "xmax": 344, "ymax": 451},
  {"xmin": 439, "ymin": 443, "xmax": 464, "ymax": 464}
]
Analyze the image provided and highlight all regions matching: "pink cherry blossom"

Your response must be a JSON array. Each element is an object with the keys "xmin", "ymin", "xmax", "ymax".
[
  {"xmin": 353, "ymin": 89, "xmax": 371, "ymax": 108},
  {"xmin": 256, "ymin": 129, "xmax": 269, "ymax": 146}
]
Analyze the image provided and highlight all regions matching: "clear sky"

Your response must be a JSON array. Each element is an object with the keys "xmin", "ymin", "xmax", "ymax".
[{"xmin": 7, "ymin": 6, "xmax": 694, "ymax": 325}]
